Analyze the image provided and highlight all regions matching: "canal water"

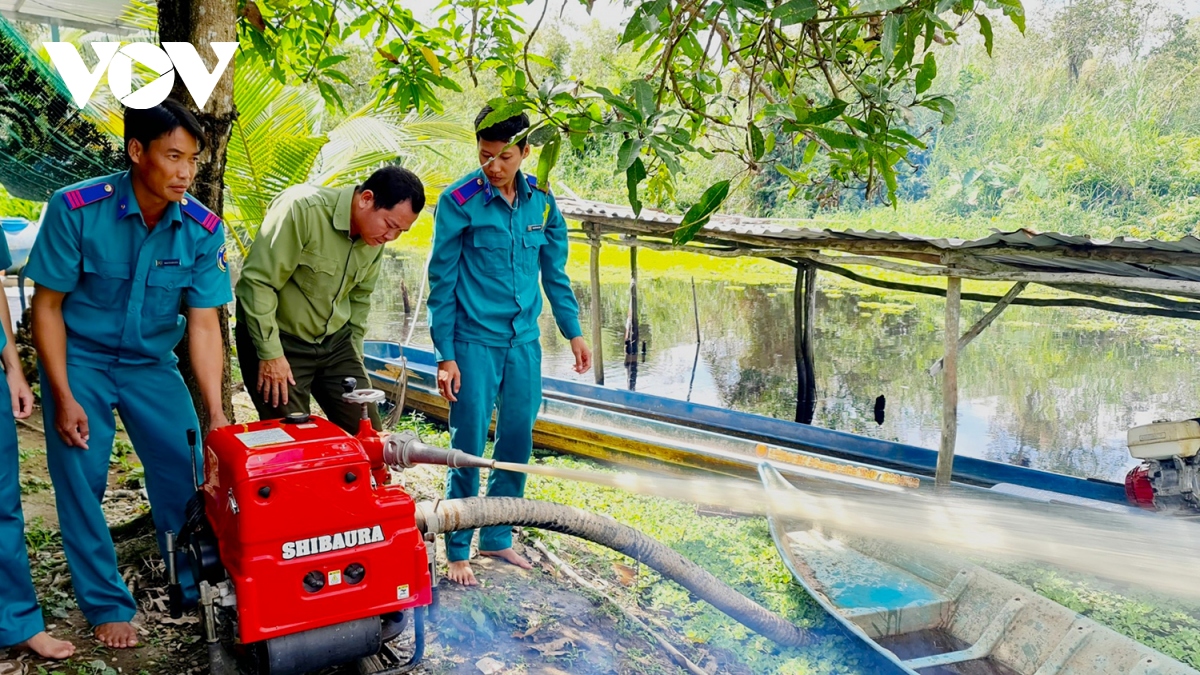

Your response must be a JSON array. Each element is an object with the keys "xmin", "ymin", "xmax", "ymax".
[{"xmin": 365, "ymin": 251, "xmax": 1200, "ymax": 483}]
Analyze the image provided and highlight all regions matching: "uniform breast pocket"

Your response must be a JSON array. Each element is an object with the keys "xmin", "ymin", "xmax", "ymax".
[
  {"xmin": 81, "ymin": 255, "xmax": 132, "ymax": 304},
  {"xmin": 471, "ymin": 230, "xmax": 512, "ymax": 277},
  {"xmin": 294, "ymin": 250, "xmax": 340, "ymax": 296},
  {"xmin": 520, "ymin": 229, "xmax": 546, "ymax": 276},
  {"xmin": 146, "ymin": 266, "xmax": 193, "ymax": 316}
]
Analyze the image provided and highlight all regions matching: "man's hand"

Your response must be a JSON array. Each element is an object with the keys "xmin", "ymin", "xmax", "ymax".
[
  {"xmin": 570, "ymin": 336, "xmax": 592, "ymax": 374},
  {"xmin": 7, "ymin": 369, "xmax": 33, "ymax": 419},
  {"xmin": 258, "ymin": 356, "xmax": 295, "ymax": 408},
  {"xmin": 208, "ymin": 411, "xmax": 231, "ymax": 432},
  {"xmin": 437, "ymin": 360, "xmax": 461, "ymax": 402},
  {"xmin": 55, "ymin": 396, "xmax": 89, "ymax": 450}
]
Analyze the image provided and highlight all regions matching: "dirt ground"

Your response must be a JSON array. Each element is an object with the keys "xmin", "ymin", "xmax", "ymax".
[{"xmin": 1, "ymin": 396, "xmax": 692, "ymax": 675}]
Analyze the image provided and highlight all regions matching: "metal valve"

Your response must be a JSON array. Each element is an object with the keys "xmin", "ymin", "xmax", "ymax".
[
  {"xmin": 340, "ymin": 376, "xmax": 386, "ymax": 407},
  {"xmin": 383, "ymin": 430, "xmax": 495, "ymax": 470}
]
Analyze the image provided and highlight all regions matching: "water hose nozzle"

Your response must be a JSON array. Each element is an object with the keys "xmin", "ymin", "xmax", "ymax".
[{"xmin": 384, "ymin": 431, "xmax": 495, "ymax": 470}]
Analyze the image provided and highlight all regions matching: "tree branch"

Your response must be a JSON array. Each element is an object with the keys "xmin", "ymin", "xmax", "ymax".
[
  {"xmin": 712, "ymin": 22, "xmax": 779, "ymax": 104},
  {"xmin": 303, "ymin": 0, "xmax": 340, "ymax": 83},
  {"xmin": 523, "ymin": 0, "xmax": 550, "ymax": 89}
]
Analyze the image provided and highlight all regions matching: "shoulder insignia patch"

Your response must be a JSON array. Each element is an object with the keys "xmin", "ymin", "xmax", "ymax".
[
  {"xmin": 451, "ymin": 178, "xmax": 486, "ymax": 206},
  {"xmin": 526, "ymin": 174, "xmax": 548, "ymax": 193},
  {"xmin": 62, "ymin": 182, "xmax": 114, "ymax": 210},
  {"xmin": 181, "ymin": 197, "xmax": 222, "ymax": 234},
  {"xmin": 217, "ymin": 243, "xmax": 228, "ymax": 272}
]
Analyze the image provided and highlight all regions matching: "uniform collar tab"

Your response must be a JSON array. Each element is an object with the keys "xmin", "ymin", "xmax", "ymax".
[{"xmin": 334, "ymin": 186, "xmax": 355, "ymax": 233}]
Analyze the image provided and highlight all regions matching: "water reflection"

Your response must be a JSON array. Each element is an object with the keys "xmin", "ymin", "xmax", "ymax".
[{"xmin": 367, "ymin": 252, "xmax": 1200, "ymax": 482}]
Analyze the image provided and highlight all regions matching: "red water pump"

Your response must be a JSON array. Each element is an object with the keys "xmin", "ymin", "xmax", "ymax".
[
  {"xmin": 1124, "ymin": 418, "xmax": 1200, "ymax": 515},
  {"xmin": 166, "ymin": 379, "xmax": 491, "ymax": 675}
]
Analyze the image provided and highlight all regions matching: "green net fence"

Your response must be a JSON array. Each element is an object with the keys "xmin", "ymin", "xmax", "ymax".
[{"xmin": 0, "ymin": 16, "xmax": 122, "ymax": 201}]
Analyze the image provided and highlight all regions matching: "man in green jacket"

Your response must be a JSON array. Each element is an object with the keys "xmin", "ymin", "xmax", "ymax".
[{"xmin": 235, "ymin": 166, "xmax": 423, "ymax": 432}]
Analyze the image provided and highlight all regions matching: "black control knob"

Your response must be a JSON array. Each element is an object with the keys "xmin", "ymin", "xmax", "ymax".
[
  {"xmin": 342, "ymin": 377, "xmax": 357, "ymax": 394},
  {"xmin": 303, "ymin": 571, "xmax": 325, "ymax": 593},
  {"xmin": 281, "ymin": 412, "xmax": 310, "ymax": 424},
  {"xmin": 344, "ymin": 563, "xmax": 366, "ymax": 585}
]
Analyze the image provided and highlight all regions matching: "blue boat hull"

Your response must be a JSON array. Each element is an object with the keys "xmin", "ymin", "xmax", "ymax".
[{"xmin": 362, "ymin": 341, "xmax": 1127, "ymax": 505}]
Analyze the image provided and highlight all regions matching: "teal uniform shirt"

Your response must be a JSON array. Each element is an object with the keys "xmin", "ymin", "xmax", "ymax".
[
  {"xmin": 24, "ymin": 170, "xmax": 231, "ymax": 626},
  {"xmin": 427, "ymin": 168, "xmax": 583, "ymax": 362},
  {"xmin": 0, "ymin": 234, "xmax": 10, "ymax": 352},
  {"xmin": 0, "ymin": 231, "xmax": 39, "ymax": 648},
  {"xmin": 25, "ymin": 170, "xmax": 232, "ymax": 367},
  {"xmin": 428, "ymin": 168, "xmax": 582, "ymax": 561}
]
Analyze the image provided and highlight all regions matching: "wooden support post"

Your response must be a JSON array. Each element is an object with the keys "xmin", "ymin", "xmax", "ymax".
[
  {"xmin": 794, "ymin": 263, "xmax": 818, "ymax": 425},
  {"xmin": 625, "ymin": 238, "xmax": 640, "ymax": 365},
  {"xmin": 929, "ymin": 281, "xmax": 1027, "ymax": 376},
  {"xmin": 588, "ymin": 223, "xmax": 605, "ymax": 386},
  {"xmin": 937, "ymin": 276, "xmax": 962, "ymax": 488}
]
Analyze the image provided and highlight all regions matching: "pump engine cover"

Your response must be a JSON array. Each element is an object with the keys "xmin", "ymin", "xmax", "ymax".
[
  {"xmin": 202, "ymin": 417, "xmax": 431, "ymax": 644},
  {"xmin": 1127, "ymin": 419, "xmax": 1200, "ymax": 460}
]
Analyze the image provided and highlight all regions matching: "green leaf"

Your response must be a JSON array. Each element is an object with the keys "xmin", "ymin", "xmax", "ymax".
[
  {"xmin": 771, "ymin": 0, "xmax": 817, "ymax": 26},
  {"xmin": 859, "ymin": 0, "xmax": 908, "ymax": 11},
  {"xmin": 618, "ymin": 138, "xmax": 643, "ymax": 172},
  {"xmin": 777, "ymin": 164, "xmax": 806, "ymax": 181},
  {"xmin": 631, "ymin": 80, "xmax": 656, "ymax": 117},
  {"xmin": 795, "ymin": 99, "xmax": 848, "ymax": 125},
  {"xmin": 996, "ymin": 0, "xmax": 1025, "ymax": 33},
  {"xmin": 763, "ymin": 102, "xmax": 798, "ymax": 121},
  {"xmin": 915, "ymin": 53, "xmax": 937, "ymax": 94},
  {"xmin": 881, "ymin": 14, "xmax": 901, "ymax": 68},
  {"xmin": 918, "ymin": 95, "xmax": 957, "ymax": 124},
  {"xmin": 626, "ymin": 158, "xmax": 647, "ymax": 216},
  {"xmin": 673, "ymin": 180, "xmax": 731, "ymax": 245},
  {"xmin": 803, "ymin": 140, "xmax": 819, "ymax": 163},
  {"xmin": 318, "ymin": 54, "xmax": 350, "ymax": 69},
  {"xmin": 528, "ymin": 124, "xmax": 559, "ymax": 147},
  {"xmin": 536, "ymin": 133, "xmax": 561, "ymax": 190},
  {"xmin": 621, "ymin": 13, "xmax": 646, "ymax": 43},
  {"xmin": 808, "ymin": 126, "xmax": 862, "ymax": 150},
  {"xmin": 977, "ymin": 13, "xmax": 993, "ymax": 56},
  {"xmin": 478, "ymin": 99, "xmax": 527, "ymax": 133},
  {"xmin": 764, "ymin": 131, "xmax": 777, "ymax": 156},
  {"xmin": 749, "ymin": 123, "xmax": 765, "ymax": 161}
]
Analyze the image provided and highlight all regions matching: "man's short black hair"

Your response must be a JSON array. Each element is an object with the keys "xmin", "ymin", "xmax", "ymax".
[
  {"xmin": 360, "ymin": 166, "xmax": 425, "ymax": 213},
  {"xmin": 123, "ymin": 98, "xmax": 206, "ymax": 158},
  {"xmin": 475, "ymin": 106, "xmax": 531, "ymax": 150}
]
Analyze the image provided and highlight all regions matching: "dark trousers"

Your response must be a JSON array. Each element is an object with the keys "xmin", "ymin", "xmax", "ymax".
[{"xmin": 235, "ymin": 304, "xmax": 382, "ymax": 434}]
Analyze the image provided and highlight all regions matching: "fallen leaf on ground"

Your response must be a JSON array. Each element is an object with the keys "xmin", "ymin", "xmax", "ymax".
[
  {"xmin": 612, "ymin": 563, "xmax": 637, "ymax": 587},
  {"xmin": 529, "ymin": 637, "xmax": 573, "ymax": 657},
  {"xmin": 475, "ymin": 656, "xmax": 504, "ymax": 674}
]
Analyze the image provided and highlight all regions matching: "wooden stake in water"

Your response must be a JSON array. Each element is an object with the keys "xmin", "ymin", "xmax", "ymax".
[{"xmin": 937, "ymin": 276, "xmax": 961, "ymax": 488}]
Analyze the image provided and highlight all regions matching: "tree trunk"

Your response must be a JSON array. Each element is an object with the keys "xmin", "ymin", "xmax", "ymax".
[{"xmin": 159, "ymin": 0, "xmax": 237, "ymax": 433}]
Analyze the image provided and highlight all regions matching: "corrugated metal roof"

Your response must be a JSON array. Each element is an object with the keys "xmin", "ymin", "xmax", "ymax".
[
  {"xmin": 0, "ymin": 0, "xmax": 135, "ymax": 33},
  {"xmin": 556, "ymin": 196, "xmax": 1200, "ymax": 288}
]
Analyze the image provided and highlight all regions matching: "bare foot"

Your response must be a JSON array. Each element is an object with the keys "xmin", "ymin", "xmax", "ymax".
[
  {"xmin": 446, "ymin": 560, "xmax": 478, "ymax": 586},
  {"xmin": 479, "ymin": 548, "xmax": 533, "ymax": 570},
  {"xmin": 94, "ymin": 622, "xmax": 138, "ymax": 649},
  {"xmin": 20, "ymin": 631, "xmax": 75, "ymax": 659}
]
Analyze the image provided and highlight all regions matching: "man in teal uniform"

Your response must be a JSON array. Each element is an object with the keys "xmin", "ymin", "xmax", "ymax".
[
  {"xmin": 27, "ymin": 99, "xmax": 231, "ymax": 648},
  {"xmin": 1, "ymin": 230, "xmax": 76, "ymax": 660},
  {"xmin": 428, "ymin": 107, "xmax": 591, "ymax": 586}
]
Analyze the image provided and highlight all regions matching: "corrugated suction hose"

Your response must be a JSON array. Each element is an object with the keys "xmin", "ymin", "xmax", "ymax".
[{"xmin": 415, "ymin": 497, "xmax": 810, "ymax": 647}]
